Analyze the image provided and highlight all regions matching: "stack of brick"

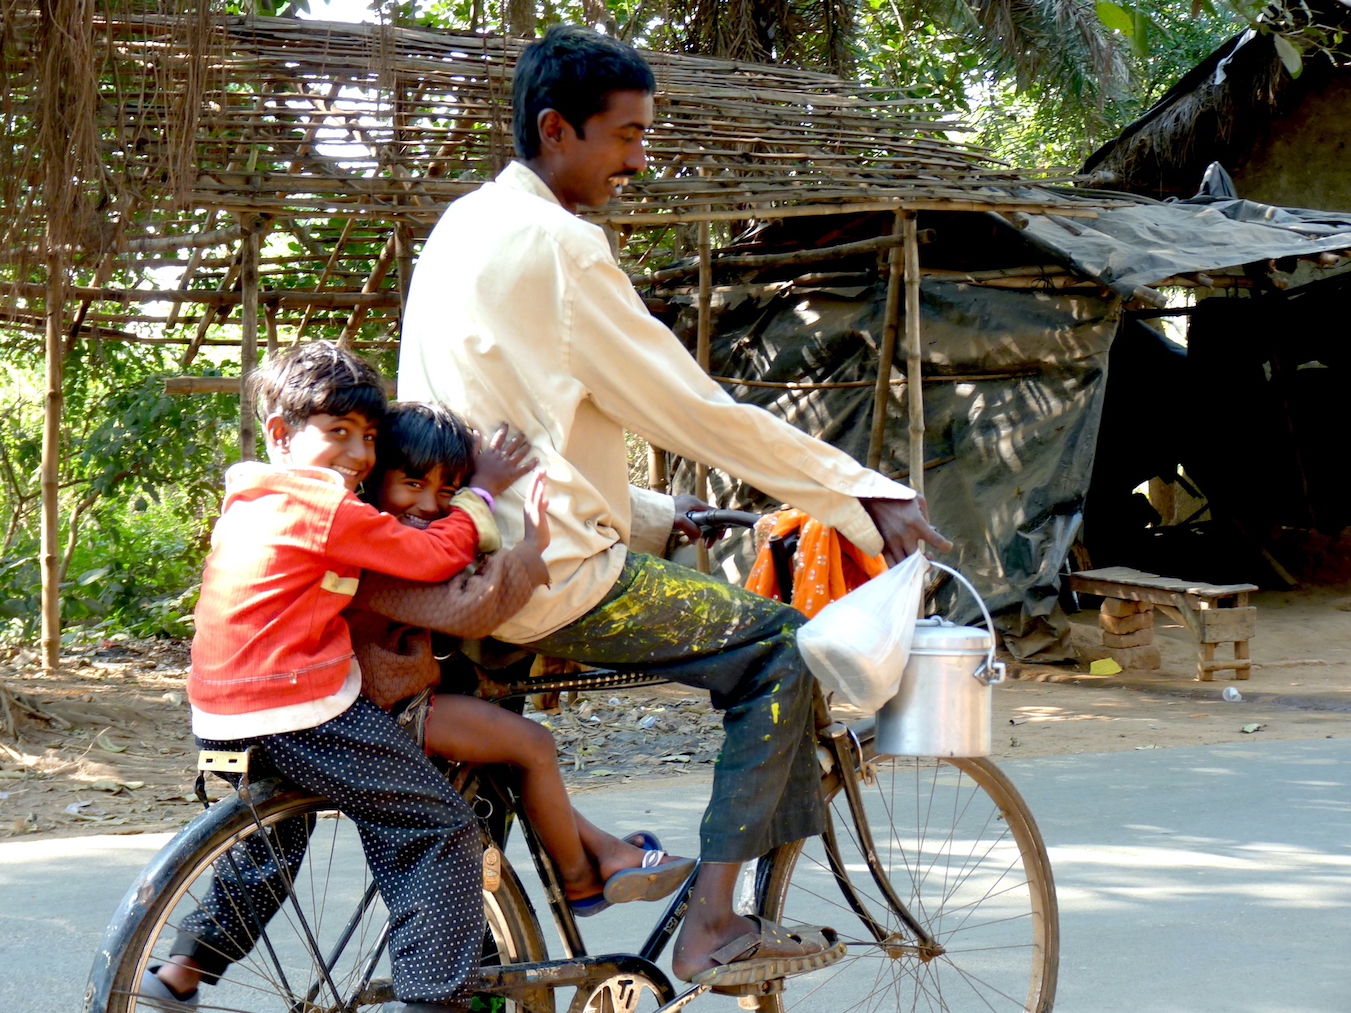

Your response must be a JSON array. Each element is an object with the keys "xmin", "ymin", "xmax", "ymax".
[{"xmin": 1099, "ymin": 599, "xmax": 1162, "ymax": 670}]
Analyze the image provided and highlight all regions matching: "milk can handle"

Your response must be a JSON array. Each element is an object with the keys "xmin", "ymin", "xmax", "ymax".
[{"xmin": 926, "ymin": 560, "xmax": 1005, "ymax": 686}]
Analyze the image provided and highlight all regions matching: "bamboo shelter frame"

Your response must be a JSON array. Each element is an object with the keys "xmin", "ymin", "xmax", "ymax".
[{"xmin": 0, "ymin": 12, "xmax": 1122, "ymax": 668}]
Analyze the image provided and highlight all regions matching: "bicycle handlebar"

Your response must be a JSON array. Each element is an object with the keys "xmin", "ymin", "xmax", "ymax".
[{"xmin": 684, "ymin": 509, "xmax": 763, "ymax": 534}]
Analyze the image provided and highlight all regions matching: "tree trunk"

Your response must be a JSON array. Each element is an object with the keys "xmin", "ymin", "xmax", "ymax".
[{"xmin": 506, "ymin": 0, "xmax": 537, "ymax": 37}]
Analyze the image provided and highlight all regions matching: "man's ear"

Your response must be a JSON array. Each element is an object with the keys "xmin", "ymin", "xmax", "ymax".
[
  {"xmin": 264, "ymin": 413, "xmax": 292, "ymax": 453},
  {"xmin": 536, "ymin": 108, "xmax": 571, "ymax": 152}
]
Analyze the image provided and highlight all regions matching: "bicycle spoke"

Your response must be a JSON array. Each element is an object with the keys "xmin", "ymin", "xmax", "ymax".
[
  {"xmin": 109, "ymin": 782, "xmax": 542, "ymax": 1013},
  {"xmin": 766, "ymin": 753, "xmax": 1056, "ymax": 1013}
]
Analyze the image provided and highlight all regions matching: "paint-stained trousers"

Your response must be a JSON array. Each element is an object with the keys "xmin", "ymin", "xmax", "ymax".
[
  {"xmin": 520, "ymin": 552, "xmax": 826, "ymax": 863},
  {"xmin": 170, "ymin": 696, "xmax": 483, "ymax": 1005}
]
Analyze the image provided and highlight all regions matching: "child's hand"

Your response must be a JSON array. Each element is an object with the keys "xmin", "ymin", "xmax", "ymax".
[
  {"xmin": 469, "ymin": 423, "xmax": 537, "ymax": 497},
  {"xmin": 512, "ymin": 472, "xmax": 551, "ymax": 587}
]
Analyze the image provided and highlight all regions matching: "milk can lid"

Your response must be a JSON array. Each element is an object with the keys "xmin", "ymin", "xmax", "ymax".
[{"xmin": 910, "ymin": 622, "xmax": 992, "ymax": 654}]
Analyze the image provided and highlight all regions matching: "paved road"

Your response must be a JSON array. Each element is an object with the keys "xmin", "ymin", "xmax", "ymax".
[{"xmin": 3, "ymin": 737, "xmax": 1349, "ymax": 1012}]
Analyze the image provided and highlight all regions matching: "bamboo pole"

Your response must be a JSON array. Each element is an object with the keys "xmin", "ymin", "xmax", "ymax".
[
  {"xmin": 39, "ymin": 248, "xmax": 65, "ymax": 673},
  {"xmin": 164, "ymin": 376, "xmax": 396, "ymax": 396},
  {"xmin": 633, "ymin": 229, "xmax": 933, "ymax": 286},
  {"xmin": 5, "ymin": 282, "xmax": 401, "ymax": 307},
  {"xmin": 239, "ymin": 224, "xmax": 260, "ymax": 460},
  {"xmin": 695, "ymin": 219, "xmax": 712, "ymax": 575},
  {"xmin": 647, "ymin": 445, "xmax": 669, "ymax": 495},
  {"xmin": 394, "ymin": 224, "xmax": 414, "ymax": 319},
  {"xmin": 264, "ymin": 301, "xmax": 279, "ymax": 356},
  {"xmin": 902, "ymin": 213, "xmax": 925, "ymax": 498},
  {"xmin": 867, "ymin": 211, "xmax": 905, "ymax": 471},
  {"xmin": 338, "ymin": 233, "xmax": 397, "ymax": 348}
]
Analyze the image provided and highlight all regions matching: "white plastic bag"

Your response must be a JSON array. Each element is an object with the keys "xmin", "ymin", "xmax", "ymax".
[{"xmin": 796, "ymin": 551, "xmax": 928, "ymax": 713}]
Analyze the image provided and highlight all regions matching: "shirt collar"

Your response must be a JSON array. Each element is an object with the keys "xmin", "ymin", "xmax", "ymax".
[
  {"xmin": 496, "ymin": 160, "xmax": 564, "ymax": 209},
  {"xmin": 224, "ymin": 461, "xmax": 348, "ymax": 494}
]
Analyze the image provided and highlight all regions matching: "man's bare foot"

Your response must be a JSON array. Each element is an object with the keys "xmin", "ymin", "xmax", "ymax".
[
  {"xmin": 672, "ymin": 909, "xmax": 760, "ymax": 981},
  {"xmin": 669, "ymin": 862, "xmax": 754, "ymax": 981}
]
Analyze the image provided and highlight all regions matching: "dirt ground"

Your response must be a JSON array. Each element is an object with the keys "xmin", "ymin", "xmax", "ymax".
[{"xmin": 2, "ymin": 582, "xmax": 1350, "ymax": 841}]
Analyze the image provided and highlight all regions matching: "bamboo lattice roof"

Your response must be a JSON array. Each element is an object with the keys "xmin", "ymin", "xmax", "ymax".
[{"xmin": 0, "ymin": 13, "xmax": 1119, "ymax": 350}]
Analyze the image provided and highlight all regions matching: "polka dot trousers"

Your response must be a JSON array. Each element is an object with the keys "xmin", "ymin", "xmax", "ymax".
[{"xmin": 176, "ymin": 696, "xmax": 484, "ymax": 1005}]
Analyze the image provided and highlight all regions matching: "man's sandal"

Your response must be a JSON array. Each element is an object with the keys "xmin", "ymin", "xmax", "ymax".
[{"xmin": 688, "ymin": 916, "xmax": 846, "ymax": 990}]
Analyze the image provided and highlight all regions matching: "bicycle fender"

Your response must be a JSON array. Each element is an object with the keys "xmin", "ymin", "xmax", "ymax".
[{"xmin": 82, "ymin": 778, "xmax": 296, "ymax": 1013}]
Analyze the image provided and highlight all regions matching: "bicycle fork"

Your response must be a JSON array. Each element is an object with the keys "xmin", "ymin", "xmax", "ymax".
[{"xmin": 819, "ymin": 723, "xmax": 944, "ymax": 962}]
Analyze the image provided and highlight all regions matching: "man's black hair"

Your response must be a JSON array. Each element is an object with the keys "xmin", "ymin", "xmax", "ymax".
[
  {"xmin": 363, "ymin": 402, "xmax": 476, "ymax": 505},
  {"xmin": 252, "ymin": 340, "xmax": 387, "ymax": 427},
  {"xmin": 512, "ymin": 25, "xmax": 656, "ymax": 160}
]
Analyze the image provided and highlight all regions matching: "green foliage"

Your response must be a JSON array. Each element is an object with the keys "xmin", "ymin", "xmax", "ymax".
[
  {"xmin": 0, "ymin": 341, "xmax": 239, "ymax": 644},
  {"xmin": 971, "ymin": 0, "xmax": 1245, "ymax": 166},
  {"xmin": 365, "ymin": 0, "xmax": 1246, "ymax": 167}
]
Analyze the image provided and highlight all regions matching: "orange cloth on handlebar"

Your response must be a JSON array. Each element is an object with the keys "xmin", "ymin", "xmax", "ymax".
[{"xmin": 744, "ymin": 509, "xmax": 886, "ymax": 618}]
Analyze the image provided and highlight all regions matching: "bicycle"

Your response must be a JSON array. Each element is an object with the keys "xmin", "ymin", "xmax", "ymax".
[{"xmin": 85, "ymin": 514, "xmax": 1059, "ymax": 1013}]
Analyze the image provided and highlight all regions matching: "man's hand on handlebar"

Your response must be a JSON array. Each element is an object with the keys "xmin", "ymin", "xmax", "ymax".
[
  {"xmin": 861, "ymin": 495, "xmax": 952, "ymax": 565},
  {"xmin": 671, "ymin": 494, "xmax": 719, "ymax": 546}
]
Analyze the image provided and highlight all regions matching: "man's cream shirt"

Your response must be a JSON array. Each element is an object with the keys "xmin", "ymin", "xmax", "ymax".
[{"xmin": 399, "ymin": 160, "xmax": 914, "ymax": 643}]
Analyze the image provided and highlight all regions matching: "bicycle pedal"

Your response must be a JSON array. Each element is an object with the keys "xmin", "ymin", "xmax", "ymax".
[{"xmin": 712, "ymin": 979, "xmax": 784, "ymax": 999}]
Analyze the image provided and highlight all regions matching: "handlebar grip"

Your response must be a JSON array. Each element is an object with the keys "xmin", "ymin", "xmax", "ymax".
[{"xmin": 685, "ymin": 509, "xmax": 763, "ymax": 530}]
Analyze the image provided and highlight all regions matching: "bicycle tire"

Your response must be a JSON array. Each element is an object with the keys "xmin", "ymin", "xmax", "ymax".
[
  {"xmin": 88, "ymin": 777, "xmax": 550, "ymax": 1013},
  {"xmin": 756, "ymin": 731, "xmax": 1059, "ymax": 1013}
]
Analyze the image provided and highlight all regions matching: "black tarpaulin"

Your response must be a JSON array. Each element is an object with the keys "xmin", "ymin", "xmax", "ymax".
[
  {"xmin": 666, "ymin": 276, "xmax": 1119, "ymax": 661},
  {"xmin": 1013, "ymin": 196, "xmax": 1351, "ymax": 295}
]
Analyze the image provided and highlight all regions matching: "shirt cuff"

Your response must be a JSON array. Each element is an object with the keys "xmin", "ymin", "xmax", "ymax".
[
  {"xmin": 450, "ymin": 488, "xmax": 501, "ymax": 553},
  {"xmin": 628, "ymin": 486, "xmax": 675, "ymax": 557}
]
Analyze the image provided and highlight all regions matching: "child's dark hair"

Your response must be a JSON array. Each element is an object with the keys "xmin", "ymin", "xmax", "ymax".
[
  {"xmin": 512, "ymin": 25, "xmax": 655, "ymax": 160},
  {"xmin": 251, "ymin": 340, "xmax": 387, "ymax": 427},
  {"xmin": 363, "ymin": 402, "xmax": 476, "ymax": 504}
]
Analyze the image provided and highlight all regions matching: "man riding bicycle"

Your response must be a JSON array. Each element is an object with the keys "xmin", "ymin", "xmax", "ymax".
[{"xmin": 398, "ymin": 25, "xmax": 950, "ymax": 991}]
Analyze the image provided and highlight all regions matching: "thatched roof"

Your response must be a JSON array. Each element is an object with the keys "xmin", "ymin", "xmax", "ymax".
[
  {"xmin": 0, "ymin": 11, "xmax": 1116, "ymax": 354},
  {"xmin": 1082, "ymin": 1, "xmax": 1351, "ymax": 200}
]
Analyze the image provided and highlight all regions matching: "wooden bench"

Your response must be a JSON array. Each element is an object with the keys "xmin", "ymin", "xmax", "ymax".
[{"xmin": 1067, "ymin": 566, "xmax": 1258, "ymax": 681}]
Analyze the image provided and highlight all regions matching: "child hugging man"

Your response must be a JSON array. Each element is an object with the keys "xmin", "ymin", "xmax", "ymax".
[{"xmin": 149, "ymin": 341, "xmax": 521, "ymax": 1013}]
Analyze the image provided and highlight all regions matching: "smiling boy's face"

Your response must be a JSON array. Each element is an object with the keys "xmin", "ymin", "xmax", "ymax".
[
  {"xmin": 267, "ymin": 411, "xmax": 378, "ymax": 492},
  {"xmin": 377, "ymin": 464, "xmax": 463, "ymax": 527}
]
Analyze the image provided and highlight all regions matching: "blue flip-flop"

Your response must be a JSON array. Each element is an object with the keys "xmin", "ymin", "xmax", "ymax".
[
  {"xmin": 569, "ymin": 830, "xmax": 677, "ymax": 918},
  {"xmin": 601, "ymin": 850, "xmax": 698, "ymax": 905},
  {"xmin": 625, "ymin": 830, "xmax": 662, "ymax": 852}
]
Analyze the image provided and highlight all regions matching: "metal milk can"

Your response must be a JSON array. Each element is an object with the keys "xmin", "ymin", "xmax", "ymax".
[{"xmin": 875, "ymin": 561, "xmax": 1006, "ymax": 758}]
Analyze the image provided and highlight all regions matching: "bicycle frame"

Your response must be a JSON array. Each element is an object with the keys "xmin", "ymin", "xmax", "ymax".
[{"xmin": 86, "ymin": 664, "xmax": 953, "ymax": 1013}]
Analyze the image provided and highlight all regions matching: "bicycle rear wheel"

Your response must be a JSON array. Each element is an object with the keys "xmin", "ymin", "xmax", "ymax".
[
  {"xmin": 93, "ymin": 779, "xmax": 548, "ymax": 1013},
  {"xmin": 758, "ymin": 735, "xmax": 1058, "ymax": 1013}
]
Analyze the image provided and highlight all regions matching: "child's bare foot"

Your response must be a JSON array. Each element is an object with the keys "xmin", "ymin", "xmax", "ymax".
[
  {"xmin": 566, "ymin": 831, "xmax": 695, "ymax": 912},
  {"xmin": 143, "ymin": 957, "xmax": 203, "ymax": 1008},
  {"xmin": 560, "ymin": 860, "xmax": 605, "ymax": 902},
  {"xmin": 591, "ymin": 832, "xmax": 653, "ymax": 882}
]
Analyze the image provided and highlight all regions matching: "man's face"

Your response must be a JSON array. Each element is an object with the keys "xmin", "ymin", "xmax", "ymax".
[{"xmin": 549, "ymin": 89, "xmax": 653, "ymax": 210}]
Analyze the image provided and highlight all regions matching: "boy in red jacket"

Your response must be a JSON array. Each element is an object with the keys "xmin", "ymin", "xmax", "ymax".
[{"xmin": 150, "ymin": 342, "xmax": 522, "ymax": 1013}]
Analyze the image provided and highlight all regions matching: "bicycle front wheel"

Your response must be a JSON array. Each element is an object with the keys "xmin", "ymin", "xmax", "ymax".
[
  {"xmin": 92, "ymin": 779, "xmax": 548, "ymax": 1013},
  {"xmin": 758, "ymin": 745, "xmax": 1058, "ymax": 1013}
]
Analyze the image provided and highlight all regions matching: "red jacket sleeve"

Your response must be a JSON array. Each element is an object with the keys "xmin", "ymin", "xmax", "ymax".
[{"xmin": 324, "ymin": 497, "xmax": 479, "ymax": 582}]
